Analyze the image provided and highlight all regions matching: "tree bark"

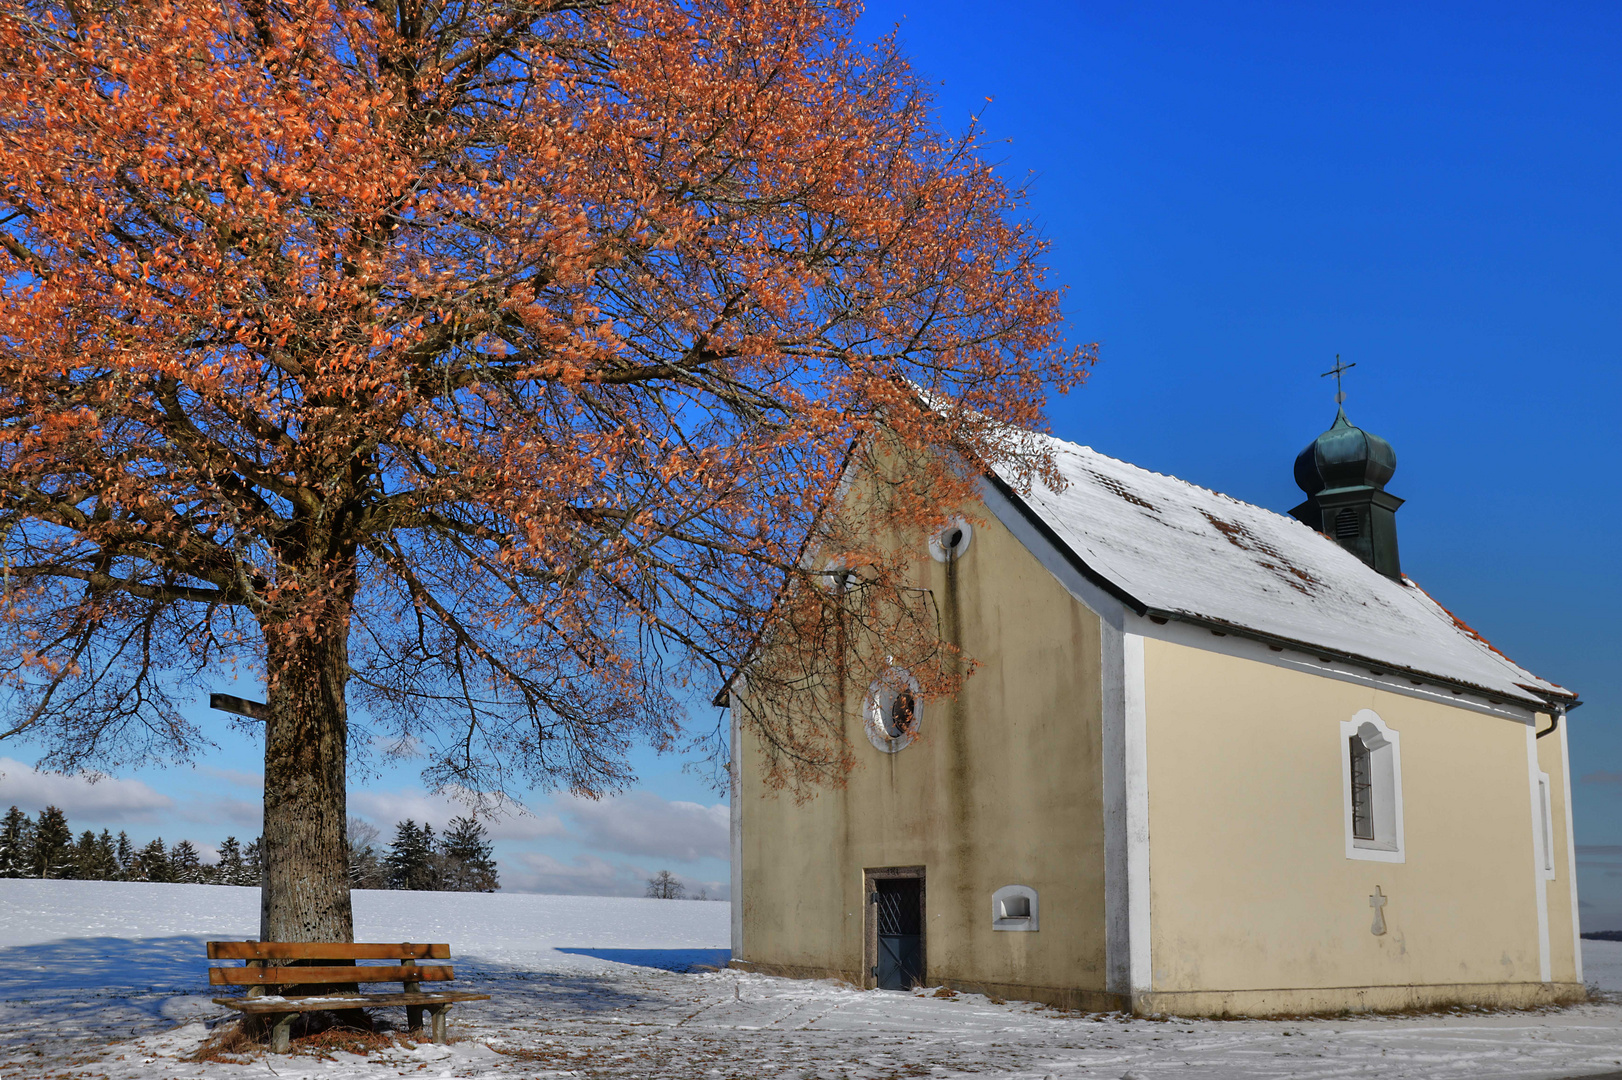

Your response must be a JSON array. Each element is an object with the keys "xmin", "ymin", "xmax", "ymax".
[{"xmin": 260, "ymin": 614, "xmax": 355, "ymax": 943}]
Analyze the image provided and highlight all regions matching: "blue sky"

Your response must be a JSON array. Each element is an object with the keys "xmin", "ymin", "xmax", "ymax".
[{"xmin": 2, "ymin": 2, "xmax": 1619, "ymax": 919}]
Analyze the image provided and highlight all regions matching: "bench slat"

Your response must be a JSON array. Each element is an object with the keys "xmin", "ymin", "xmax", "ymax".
[
  {"xmin": 213, "ymin": 991, "xmax": 490, "ymax": 1014},
  {"xmin": 207, "ymin": 941, "xmax": 449, "ymax": 961},
  {"xmin": 209, "ymin": 964, "xmax": 455, "ymax": 986}
]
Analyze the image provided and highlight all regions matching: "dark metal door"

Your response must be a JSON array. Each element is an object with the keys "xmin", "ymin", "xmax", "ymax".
[{"xmin": 875, "ymin": 878, "xmax": 923, "ymax": 990}]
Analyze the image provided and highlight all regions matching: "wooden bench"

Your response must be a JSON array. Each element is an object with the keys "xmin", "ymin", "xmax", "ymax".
[{"xmin": 207, "ymin": 941, "xmax": 490, "ymax": 1053}]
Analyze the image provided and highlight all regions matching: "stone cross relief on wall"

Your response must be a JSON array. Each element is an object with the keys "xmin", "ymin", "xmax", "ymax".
[{"xmin": 1369, "ymin": 886, "xmax": 1388, "ymax": 936}]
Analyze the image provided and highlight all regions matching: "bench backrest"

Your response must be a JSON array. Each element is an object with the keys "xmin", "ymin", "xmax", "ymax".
[{"xmin": 206, "ymin": 941, "xmax": 455, "ymax": 988}]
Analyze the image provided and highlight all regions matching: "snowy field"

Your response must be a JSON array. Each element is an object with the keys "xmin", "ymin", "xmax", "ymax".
[{"xmin": 4, "ymin": 880, "xmax": 1622, "ymax": 1079}]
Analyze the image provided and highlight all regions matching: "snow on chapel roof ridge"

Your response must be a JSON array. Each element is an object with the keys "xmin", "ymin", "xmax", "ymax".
[{"xmin": 989, "ymin": 433, "xmax": 1573, "ymax": 709}]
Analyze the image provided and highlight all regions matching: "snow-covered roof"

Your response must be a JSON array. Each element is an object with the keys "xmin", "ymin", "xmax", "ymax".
[{"xmin": 992, "ymin": 436, "xmax": 1574, "ymax": 709}]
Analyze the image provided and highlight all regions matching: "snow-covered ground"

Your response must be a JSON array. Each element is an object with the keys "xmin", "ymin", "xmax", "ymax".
[{"xmin": 4, "ymin": 880, "xmax": 1622, "ymax": 1079}]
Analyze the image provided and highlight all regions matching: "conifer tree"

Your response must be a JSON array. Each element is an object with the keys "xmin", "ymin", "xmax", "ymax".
[
  {"xmin": 71, "ymin": 829, "xmax": 117, "ymax": 880},
  {"xmin": 0, "ymin": 807, "xmax": 30, "ymax": 878},
  {"xmin": 169, "ymin": 840, "xmax": 204, "ymax": 884},
  {"xmin": 216, "ymin": 836, "xmax": 248, "ymax": 887},
  {"xmin": 420, "ymin": 823, "xmax": 438, "ymax": 889},
  {"xmin": 384, "ymin": 820, "xmax": 436, "ymax": 891},
  {"xmin": 113, "ymin": 832, "xmax": 134, "ymax": 880},
  {"xmin": 241, "ymin": 838, "xmax": 263, "ymax": 886},
  {"xmin": 133, "ymin": 838, "xmax": 170, "ymax": 883},
  {"xmin": 439, "ymin": 817, "xmax": 499, "ymax": 893},
  {"xmin": 93, "ymin": 831, "xmax": 118, "ymax": 880},
  {"xmin": 29, "ymin": 806, "xmax": 73, "ymax": 878},
  {"xmin": 72, "ymin": 830, "xmax": 95, "ymax": 879}
]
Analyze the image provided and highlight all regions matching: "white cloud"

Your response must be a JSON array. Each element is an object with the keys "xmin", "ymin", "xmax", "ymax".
[
  {"xmin": 559, "ymin": 791, "xmax": 729, "ymax": 863},
  {"xmin": 504, "ymin": 852, "xmax": 645, "ymax": 896},
  {"xmin": 199, "ymin": 767, "xmax": 264, "ymax": 790},
  {"xmin": 178, "ymin": 796, "xmax": 263, "ymax": 830},
  {"xmin": 0, "ymin": 758, "xmax": 174, "ymax": 823},
  {"xmin": 349, "ymin": 787, "xmax": 566, "ymax": 841}
]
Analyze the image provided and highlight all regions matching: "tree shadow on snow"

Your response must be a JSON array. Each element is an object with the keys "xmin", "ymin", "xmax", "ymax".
[
  {"xmin": 553, "ymin": 948, "xmax": 731, "ymax": 973},
  {"xmin": 0, "ymin": 934, "xmax": 225, "ymax": 1050},
  {"xmin": 0, "ymin": 935, "xmax": 723, "ymax": 1048},
  {"xmin": 0, "ymin": 933, "xmax": 217, "ymax": 998}
]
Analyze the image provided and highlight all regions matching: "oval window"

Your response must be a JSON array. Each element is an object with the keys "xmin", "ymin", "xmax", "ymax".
[{"xmin": 864, "ymin": 668, "xmax": 923, "ymax": 752}]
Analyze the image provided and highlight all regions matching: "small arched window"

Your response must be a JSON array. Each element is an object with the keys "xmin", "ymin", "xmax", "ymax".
[
  {"xmin": 1341, "ymin": 710, "xmax": 1404, "ymax": 862},
  {"xmin": 991, "ymin": 884, "xmax": 1039, "ymax": 932}
]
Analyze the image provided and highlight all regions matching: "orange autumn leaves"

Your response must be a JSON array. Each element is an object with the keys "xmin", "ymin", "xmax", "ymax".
[{"xmin": 0, "ymin": 0, "xmax": 1092, "ymax": 791}]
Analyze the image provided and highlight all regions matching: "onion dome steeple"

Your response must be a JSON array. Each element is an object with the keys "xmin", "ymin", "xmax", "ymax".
[{"xmin": 1289, "ymin": 361, "xmax": 1404, "ymax": 581}]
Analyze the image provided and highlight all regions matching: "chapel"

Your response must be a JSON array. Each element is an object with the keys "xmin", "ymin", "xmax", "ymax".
[{"xmin": 723, "ymin": 404, "xmax": 1583, "ymax": 1017}]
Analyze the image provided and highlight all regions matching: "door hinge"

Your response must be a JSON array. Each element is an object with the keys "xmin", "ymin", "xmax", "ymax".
[
  {"xmin": 868, "ymin": 891, "xmax": 879, "ymax": 904},
  {"xmin": 870, "ymin": 966, "xmax": 878, "ymax": 978}
]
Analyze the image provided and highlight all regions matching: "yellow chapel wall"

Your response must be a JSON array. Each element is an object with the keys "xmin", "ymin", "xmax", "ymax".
[
  {"xmin": 1138, "ymin": 635, "xmax": 1582, "ymax": 1014},
  {"xmin": 734, "ymin": 495, "xmax": 1114, "ymax": 1006}
]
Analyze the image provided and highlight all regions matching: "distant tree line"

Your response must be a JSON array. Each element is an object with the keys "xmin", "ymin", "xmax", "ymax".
[
  {"xmin": 0, "ymin": 804, "xmax": 260, "ymax": 883},
  {"xmin": 645, "ymin": 869, "xmax": 722, "ymax": 901},
  {"xmin": 348, "ymin": 816, "xmax": 500, "ymax": 892},
  {"xmin": 1, "ymin": 805, "xmax": 498, "ymax": 892}
]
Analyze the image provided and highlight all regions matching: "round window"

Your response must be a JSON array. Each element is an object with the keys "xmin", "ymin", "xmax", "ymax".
[
  {"xmin": 864, "ymin": 668, "xmax": 923, "ymax": 752},
  {"xmin": 928, "ymin": 517, "xmax": 973, "ymax": 562}
]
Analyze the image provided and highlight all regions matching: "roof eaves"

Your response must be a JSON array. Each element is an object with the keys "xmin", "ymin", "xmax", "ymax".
[{"xmin": 1145, "ymin": 607, "xmax": 1573, "ymax": 711}]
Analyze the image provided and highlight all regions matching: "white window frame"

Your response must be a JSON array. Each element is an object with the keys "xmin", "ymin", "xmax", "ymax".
[
  {"xmin": 1536, "ymin": 770, "xmax": 1555, "ymax": 880},
  {"xmin": 1340, "ymin": 709, "xmax": 1405, "ymax": 863},
  {"xmin": 991, "ymin": 884, "xmax": 1039, "ymax": 932}
]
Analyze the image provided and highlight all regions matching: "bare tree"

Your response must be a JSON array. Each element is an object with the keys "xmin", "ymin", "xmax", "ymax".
[{"xmin": 645, "ymin": 870, "xmax": 685, "ymax": 900}]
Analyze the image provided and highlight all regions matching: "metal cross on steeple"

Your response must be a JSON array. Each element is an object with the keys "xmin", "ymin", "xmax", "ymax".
[{"xmin": 1321, "ymin": 355, "xmax": 1356, "ymax": 405}]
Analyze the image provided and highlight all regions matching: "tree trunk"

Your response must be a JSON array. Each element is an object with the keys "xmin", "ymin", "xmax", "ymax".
[{"xmin": 260, "ymin": 616, "xmax": 355, "ymax": 943}]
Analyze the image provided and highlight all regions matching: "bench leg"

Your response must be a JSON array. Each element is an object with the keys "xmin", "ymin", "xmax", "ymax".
[
  {"xmin": 430, "ymin": 1004, "xmax": 450, "ymax": 1045},
  {"xmin": 269, "ymin": 1013, "xmax": 295, "ymax": 1054},
  {"xmin": 407, "ymin": 1004, "xmax": 424, "ymax": 1036}
]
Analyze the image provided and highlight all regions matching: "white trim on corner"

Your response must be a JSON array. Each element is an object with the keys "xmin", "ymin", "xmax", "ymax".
[
  {"xmin": 1340, "ymin": 709, "xmax": 1405, "ymax": 864},
  {"xmin": 1560, "ymin": 719, "xmax": 1583, "ymax": 983},
  {"xmin": 729, "ymin": 700, "xmax": 743, "ymax": 957},
  {"xmin": 1526, "ymin": 722, "xmax": 1552, "ymax": 982},
  {"xmin": 1123, "ymin": 632, "xmax": 1151, "ymax": 994}
]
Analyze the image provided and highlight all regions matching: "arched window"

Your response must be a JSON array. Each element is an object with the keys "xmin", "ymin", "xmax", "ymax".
[
  {"xmin": 991, "ymin": 884, "xmax": 1039, "ymax": 932},
  {"xmin": 1340, "ymin": 710, "xmax": 1404, "ymax": 862}
]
